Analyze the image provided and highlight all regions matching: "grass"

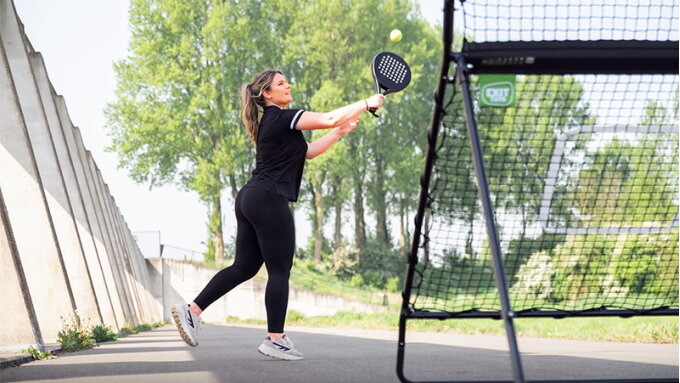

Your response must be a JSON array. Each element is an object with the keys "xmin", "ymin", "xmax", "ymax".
[{"xmin": 227, "ymin": 310, "xmax": 678, "ymax": 344}]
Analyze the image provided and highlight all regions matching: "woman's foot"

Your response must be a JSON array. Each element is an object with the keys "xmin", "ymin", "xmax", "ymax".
[
  {"xmin": 171, "ymin": 303, "xmax": 201, "ymax": 346},
  {"xmin": 257, "ymin": 335, "xmax": 304, "ymax": 361}
]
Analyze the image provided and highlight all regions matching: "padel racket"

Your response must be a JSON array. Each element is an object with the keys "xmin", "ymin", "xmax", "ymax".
[{"xmin": 369, "ymin": 51, "xmax": 412, "ymax": 117}]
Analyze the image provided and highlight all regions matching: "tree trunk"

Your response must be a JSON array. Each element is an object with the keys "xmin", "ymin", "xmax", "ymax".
[
  {"xmin": 313, "ymin": 178, "xmax": 324, "ymax": 263},
  {"xmin": 211, "ymin": 196, "xmax": 224, "ymax": 264},
  {"xmin": 399, "ymin": 196, "xmax": 409, "ymax": 259},
  {"xmin": 332, "ymin": 176, "xmax": 343, "ymax": 247},
  {"xmin": 228, "ymin": 174, "xmax": 238, "ymax": 200},
  {"xmin": 374, "ymin": 156, "xmax": 389, "ymax": 247},
  {"xmin": 466, "ymin": 207, "xmax": 475, "ymax": 263},
  {"xmin": 353, "ymin": 177, "xmax": 366, "ymax": 253}
]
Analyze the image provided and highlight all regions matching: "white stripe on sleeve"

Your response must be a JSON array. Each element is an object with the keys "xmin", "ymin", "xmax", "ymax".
[{"xmin": 290, "ymin": 110, "xmax": 305, "ymax": 130}]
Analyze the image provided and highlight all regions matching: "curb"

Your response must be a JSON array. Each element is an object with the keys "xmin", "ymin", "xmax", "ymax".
[{"xmin": 0, "ymin": 344, "xmax": 61, "ymax": 369}]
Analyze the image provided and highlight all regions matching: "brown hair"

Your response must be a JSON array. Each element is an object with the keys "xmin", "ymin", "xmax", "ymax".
[{"xmin": 241, "ymin": 70, "xmax": 281, "ymax": 146}]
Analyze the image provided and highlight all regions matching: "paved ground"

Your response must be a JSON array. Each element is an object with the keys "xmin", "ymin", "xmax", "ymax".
[{"xmin": 0, "ymin": 323, "xmax": 677, "ymax": 382}]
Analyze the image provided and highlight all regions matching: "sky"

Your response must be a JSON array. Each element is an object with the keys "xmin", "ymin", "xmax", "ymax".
[{"xmin": 12, "ymin": 0, "xmax": 443, "ymax": 259}]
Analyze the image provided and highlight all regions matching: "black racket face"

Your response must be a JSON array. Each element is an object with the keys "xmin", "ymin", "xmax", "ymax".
[{"xmin": 371, "ymin": 52, "xmax": 412, "ymax": 95}]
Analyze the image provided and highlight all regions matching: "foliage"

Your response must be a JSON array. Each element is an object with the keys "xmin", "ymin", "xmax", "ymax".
[
  {"xmin": 326, "ymin": 245, "xmax": 359, "ymax": 279},
  {"xmin": 612, "ymin": 232, "xmax": 679, "ymax": 295},
  {"xmin": 385, "ymin": 276, "xmax": 401, "ymax": 292},
  {"xmin": 512, "ymin": 251, "xmax": 555, "ymax": 300},
  {"xmin": 91, "ymin": 324, "xmax": 118, "ymax": 343},
  {"xmin": 117, "ymin": 325, "xmax": 137, "ymax": 337},
  {"xmin": 353, "ymin": 241, "xmax": 404, "ymax": 288},
  {"xmin": 21, "ymin": 346, "xmax": 57, "ymax": 360},
  {"xmin": 287, "ymin": 310, "xmax": 305, "ymax": 323},
  {"xmin": 57, "ymin": 312, "xmax": 97, "ymax": 352},
  {"xmin": 133, "ymin": 324, "xmax": 154, "ymax": 332},
  {"xmin": 504, "ymin": 233, "xmax": 565, "ymax": 285},
  {"xmin": 509, "ymin": 231, "xmax": 679, "ymax": 305}
]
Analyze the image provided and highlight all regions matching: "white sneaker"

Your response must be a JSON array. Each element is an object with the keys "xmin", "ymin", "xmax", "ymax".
[
  {"xmin": 258, "ymin": 335, "xmax": 304, "ymax": 361},
  {"xmin": 171, "ymin": 303, "xmax": 201, "ymax": 347}
]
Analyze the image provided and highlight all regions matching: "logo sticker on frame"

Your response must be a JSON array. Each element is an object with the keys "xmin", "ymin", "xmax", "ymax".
[{"xmin": 479, "ymin": 74, "xmax": 516, "ymax": 107}]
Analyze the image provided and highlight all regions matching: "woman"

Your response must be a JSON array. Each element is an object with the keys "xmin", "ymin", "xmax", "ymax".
[{"xmin": 172, "ymin": 70, "xmax": 384, "ymax": 360}]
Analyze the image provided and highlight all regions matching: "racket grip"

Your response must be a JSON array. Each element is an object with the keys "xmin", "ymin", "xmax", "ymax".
[{"xmin": 368, "ymin": 107, "xmax": 379, "ymax": 117}]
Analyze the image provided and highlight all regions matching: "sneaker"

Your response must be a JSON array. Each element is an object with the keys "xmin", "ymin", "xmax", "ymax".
[
  {"xmin": 257, "ymin": 335, "xmax": 304, "ymax": 361},
  {"xmin": 171, "ymin": 303, "xmax": 201, "ymax": 347}
]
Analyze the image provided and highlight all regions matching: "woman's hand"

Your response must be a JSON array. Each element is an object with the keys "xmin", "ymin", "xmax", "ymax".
[
  {"xmin": 365, "ymin": 94, "xmax": 385, "ymax": 110},
  {"xmin": 336, "ymin": 115, "xmax": 361, "ymax": 135},
  {"xmin": 307, "ymin": 115, "xmax": 361, "ymax": 159}
]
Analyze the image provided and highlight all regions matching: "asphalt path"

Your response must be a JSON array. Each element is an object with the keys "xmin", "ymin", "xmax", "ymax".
[{"xmin": 1, "ymin": 323, "xmax": 677, "ymax": 382}]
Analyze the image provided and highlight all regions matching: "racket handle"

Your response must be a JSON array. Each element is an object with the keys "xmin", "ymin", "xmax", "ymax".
[{"xmin": 368, "ymin": 107, "xmax": 379, "ymax": 117}]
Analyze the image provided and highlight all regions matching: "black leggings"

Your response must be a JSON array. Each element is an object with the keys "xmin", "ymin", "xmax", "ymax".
[{"xmin": 193, "ymin": 186, "xmax": 295, "ymax": 333}]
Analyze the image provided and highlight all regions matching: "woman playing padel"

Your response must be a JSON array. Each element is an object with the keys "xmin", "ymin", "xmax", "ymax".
[{"xmin": 172, "ymin": 70, "xmax": 384, "ymax": 360}]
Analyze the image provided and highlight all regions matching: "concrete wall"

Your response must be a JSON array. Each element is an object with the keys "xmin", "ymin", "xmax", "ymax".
[
  {"xmin": 146, "ymin": 258, "xmax": 387, "ymax": 324},
  {"xmin": 0, "ymin": 0, "xmax": 159, "ymax": 352}
]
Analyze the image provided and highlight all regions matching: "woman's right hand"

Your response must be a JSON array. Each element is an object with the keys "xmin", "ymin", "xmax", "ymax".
[{"xmin": 365, "ymin": 94, "xmax": 385, "ymax": 110}]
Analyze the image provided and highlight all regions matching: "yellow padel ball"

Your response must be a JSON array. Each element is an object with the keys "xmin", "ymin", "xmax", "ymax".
[{"xmin": 390, "ymin": 29, "xmax": 402, "ymax": 42}]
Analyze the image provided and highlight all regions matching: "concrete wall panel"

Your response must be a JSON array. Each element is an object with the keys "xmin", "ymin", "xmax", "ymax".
[
  {"xmin": 52, "ymin": 95, "xmax": 119, "ymax": 330},
  {"xmin": 84, "ymin": 152, "xmax": 136, "ymax": 325},
  {"xmin": 108, "ymin": 196, "xmax": 149, "ymax": 323},
  {"xmin": 121, "ymin": 215, "xmax": 160, "ymax": 322},
  {"xmin": 0, "ymin": 3, "xmax": 74, "ymax": 342},
  {"xmin": 27, "ymin": 51, "xmax": 101, "ymax": 323},
  {"xmin": 0, "ymin": 187, "xmax": 42, "ymax": 351},
  {"xmin": 96, "ymin": 175, "xmax": 143, "ymax": 325},
  {"xmin": 70, "ymin": 128, "xmax": 130, "ymax": 326}
]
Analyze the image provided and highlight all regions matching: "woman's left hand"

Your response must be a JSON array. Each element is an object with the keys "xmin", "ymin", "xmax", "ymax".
[{"xmin": 336, "ymin": 115, "xmax": 361, "ymax": 135}]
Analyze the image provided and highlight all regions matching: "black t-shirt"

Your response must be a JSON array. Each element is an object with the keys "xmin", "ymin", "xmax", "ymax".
[{"xmin": 245, "ymin": 106, "xmax": 307, "ymax": 201}]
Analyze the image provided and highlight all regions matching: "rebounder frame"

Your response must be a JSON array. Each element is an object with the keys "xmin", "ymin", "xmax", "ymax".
[{"xmin": 396, "ymin": 1, "xmax": 679, "ymax": 382}]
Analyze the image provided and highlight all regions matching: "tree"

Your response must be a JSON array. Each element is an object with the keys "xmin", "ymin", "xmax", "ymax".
[{"xmin": 284, "ymin": 0, "xmax": 439, "ymax": 262}]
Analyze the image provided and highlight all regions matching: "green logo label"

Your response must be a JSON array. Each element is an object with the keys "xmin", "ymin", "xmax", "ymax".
[{"xmin": 479, "ymin": 74, "xmax": 516, "ymax": 107}]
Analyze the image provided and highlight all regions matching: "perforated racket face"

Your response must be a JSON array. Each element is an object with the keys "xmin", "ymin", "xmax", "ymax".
[{"xmin": 371, "ymin": 52, "xmax": 411, "ymax": 95}]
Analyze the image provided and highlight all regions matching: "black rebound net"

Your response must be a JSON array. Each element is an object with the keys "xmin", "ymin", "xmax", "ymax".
[{"xmin": 398, "ymin": 1, "xmax": 678, "ymax": 382}]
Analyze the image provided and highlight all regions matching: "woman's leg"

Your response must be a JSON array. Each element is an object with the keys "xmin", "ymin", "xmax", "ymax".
[
  {"xmin": 239, "ymin": 188, "xmax": 295, "ymax": 336},
  {"xmin": 192, "ymin": 189, "xmax": 264, "ymax": 312}
]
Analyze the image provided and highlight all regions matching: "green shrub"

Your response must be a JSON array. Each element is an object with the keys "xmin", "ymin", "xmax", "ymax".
[
  {"xmin": 152, "ymin": 321, "xmax": 168, "ymax": 328},
  {"xmin": 91, "ymin": 324, "xmax": 118, "ymax": 343},
  {"xmin": 349, "ymin": 274, "xmax": 364, "ymax": 288},
  {"xmin": 57, "ymin": 312, "xmax": 97, "ymax": 352},
  {"xmin": 117, "ymin": 325, "xmax": 137, "ymax": 337},
  {"xmin": 549, "ymin": 235, "xmax": 614, "ymax": 302},
  {"xmin": 287, "ymin": 310, "xmax": 305, "ymax": 323},
  {"xmin": 363, "ymin": 271, "xmax": 383, "ymax": 289},
  {"xmin": 22, "ymin": 346, "xmax": 56, "ymax": 360},
  {"xmin": 133, "ymin": 324, "xmax": 153, "ymax": 333},
  {"xmin": 385, "ymin": 277, "xmax": 401, "ymax": 292}
]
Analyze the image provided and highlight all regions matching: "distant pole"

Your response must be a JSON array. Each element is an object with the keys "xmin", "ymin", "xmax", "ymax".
[{"xmin": 160, "ymin": 235, "xmax": 166, "ymax": 322}]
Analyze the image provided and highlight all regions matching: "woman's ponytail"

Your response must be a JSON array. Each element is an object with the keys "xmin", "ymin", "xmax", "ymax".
[{"xmin": 240, "ymin": 70, "xmax": 281, "ymax": 147}]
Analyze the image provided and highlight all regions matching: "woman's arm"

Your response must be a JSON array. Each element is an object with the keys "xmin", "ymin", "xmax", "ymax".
[
  {"xmin": 306, "ymin": 116, "xmax": 360, "ymax": 159},
  {"xmin": 296, "ymin": 94, "xmax": 383, "ymax": 131}
]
